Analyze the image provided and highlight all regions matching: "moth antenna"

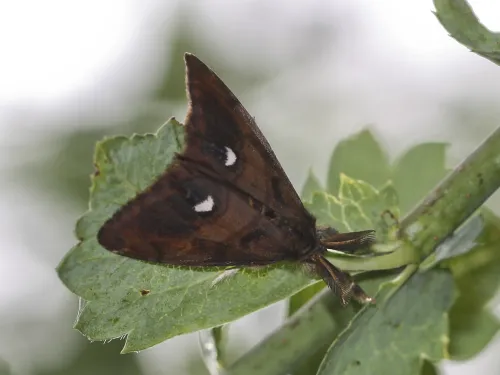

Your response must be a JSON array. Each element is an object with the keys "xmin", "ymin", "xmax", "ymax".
[
  {"xmin": 311, "ymin": 254, "xmax": 374, "ymax": 305},
  {"xmin": 211, "ymin": 268, "xmax": 240, "ymax": 287},
  {"xmin": 320, "ymin": 230, "xmax": 376, "ymax": 253}
]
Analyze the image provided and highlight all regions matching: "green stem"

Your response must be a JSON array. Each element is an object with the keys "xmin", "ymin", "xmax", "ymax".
[
  {"xmin": 399, "ymin": 126, "xmax": 500, "ymax": 258},
  {"xmin": 199, "ymin": 326, "xmax": 229, "ymax": 375},
  {"xmin": 226, "ymin": 126, "xmax": 500, "ymax": 375},
  {"xmin": 328, "ymin": 243, "xmax": 418, "ymax": 272}
]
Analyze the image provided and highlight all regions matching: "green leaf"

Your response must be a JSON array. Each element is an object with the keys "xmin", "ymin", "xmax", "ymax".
[
  {"xmin": 434, "ymin": 0, "xmax": 500, "ymax": 66},
  {"xmin": 325, "ymin": 130, "xmax": 447, "ymax": 219},
  {"xmin": 317, "ymin": 269, "xmax": 455, "ymax": 375},
  {"xmin": 0, "ymin": 358, "xmax": 10, "ymax": 375},
  {"xmin": 287, "ymin": 281, "xmax": 326, "ymax": 317},
  {"xmin": 420, "ymin": 360, "xmax": 440, "ymax": 375},
  {"xmin": 338, "ymin": 175, "xmax": 382, "ymax": 232},
  {"xmin": 338, "ymin": 174, "xmax": 378, "ymax": 203},
  {"xmin": 445, "ymin": 209, "xmax": 500, "ymax": 360},
  {"xmin": 227, "ymin": 274, "xmax": 394, "ymax": 375},
  {"xmin": 379, "ymin": 182, "xmax": 399, "ymax": 209},
  {"xmin": 341, "ymin": 200, "xmax": 372, "ymax": 232},
  {"xmin": 393, "ymin": 143, "xmax": 448, "ymax": 214},
  {"xmin": 421, "ymin": 215, "xmax": 484, "ymax": 270},
  {"xmin": 36, "ymin": 340, "xmax": 143, "ymax": 375},
  {"xmin": 290, "ymin": 176, "xmax": 388, "ymax": 321},
  {"xmin": 57, "ymin": 119, "xmax": 315, "ymax": 352},
  {"xmin": 301, "ymin": 169, "xmax": 323, "ymax": 202},
  {"xmin": 304, "ymin": 192, "xmax": 346, "ymax": 231},
  {"xmin": 327, "ymin": 129, "xmax": 390, "ymax": 195},
  {"xmin": 289, "ymin": 274, "xmax": 397, "ymax": 375}
]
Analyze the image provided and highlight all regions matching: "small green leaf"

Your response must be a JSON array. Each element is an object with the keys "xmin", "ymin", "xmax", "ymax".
[
  {"xmin": 421, "ymin": 215, "xmax": 484, "ymax": 270},
  {"xmin": 420, "ymin": 360, "xmax": 440, "ymax": 375},
  {"xmin": 317, "ymin": 269, "xmax": 455, "ymax": 375},
  {"xmin": 341, "ymin": 200, "xmax": 372, "ymax": 232},
  {"xmin": 445, "ymin": 209, "xmax": 500, "ymax": 360},
  {"xmin": 289, "ymin": 176, "xmax": 388, "ymax": 318},
  {"xmin": 0, "ymin": 358, "xmax": 10, "ymax": 375},
  {"xmin": 35, "ymin": 340, "xmax": 143, "ymax": 375},
  {"xmin": 301, "ymin": 169, "xmax": 323, "ymax": 202},
  {"xmin": 434, "ymin": 0, "xmax": 500, "ymax": 66},
  {"xmin": 339, "ymin": 174, "xmax": 378, "ymax": 202},
  {"xmin": 379, "ymin": 182, "xmax": 399, "ymax": 210},
  {"xmin": 304, "ymin": 192, "xmax": 346, "ymax": 231},
  {"xmin": 327, "ymin": 129, "xmax": 390, "ymax": 195},
  {"xmin": 393, "ymin": 143, "xmax": 448, "ymax": 214},
  {"xmin": 449, "ymin": 308, "xmax": 499, "ymax": 361}
]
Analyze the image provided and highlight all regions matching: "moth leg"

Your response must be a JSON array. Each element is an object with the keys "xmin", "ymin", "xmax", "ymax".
[{"xmin": 311, "ymin": 254, "xmax": 375, "ymax": 305}]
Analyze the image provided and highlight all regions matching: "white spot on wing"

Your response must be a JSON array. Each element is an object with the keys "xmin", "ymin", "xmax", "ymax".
[
  {"xmin": 225, "ymin": 146, "xmax": 237, "ymax": 166},
  {"xmin": 194, "ymin": 195, "xmax": 214, "ymax": 212}
]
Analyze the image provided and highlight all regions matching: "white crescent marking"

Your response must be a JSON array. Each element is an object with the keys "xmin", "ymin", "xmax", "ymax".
[
  {"xmin": 194, "ymin": 195, "xmax": 215, "ymax": 212},
  {"xmin": 225, "ymin": 146, "xmax": 237, "ymax": 166}
]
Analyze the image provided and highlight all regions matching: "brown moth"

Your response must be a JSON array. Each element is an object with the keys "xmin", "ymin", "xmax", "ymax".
[{"xmin": 97, "ymin": 53, "xmax": 376, "ymax": 305}]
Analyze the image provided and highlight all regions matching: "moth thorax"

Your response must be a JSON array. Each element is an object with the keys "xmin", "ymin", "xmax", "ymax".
[
  {"xmin": 297, "ymin": 241, "xmax": 324, "ymax": 260},
  {"xmin": 316, "ymin": 226, "xmax": 339, "ymax": 241}
]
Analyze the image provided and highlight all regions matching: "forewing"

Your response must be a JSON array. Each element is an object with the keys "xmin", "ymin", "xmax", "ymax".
[
  {"xmin": 182, "ymin": 53, "xmax": 312, "ymax": 225},
  {"xmin": 97, "ymin": 161, "xmax": 300, "ymax": 266}
]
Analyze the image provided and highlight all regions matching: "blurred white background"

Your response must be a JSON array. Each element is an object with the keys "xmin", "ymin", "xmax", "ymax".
[{"xmin": 0, "ymin": 1, "xmax": 499, "ymax": 374}]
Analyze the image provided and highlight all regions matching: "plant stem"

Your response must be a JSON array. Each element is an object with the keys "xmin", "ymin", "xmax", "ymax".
[
  {"xmin": 225, "ymin": 126, "xmax": 500, "ymax": 375},
  {"xmin": 399, "ymin": 126, "xmax": 500, "ymax": 258},
  {"xmin": 328, "ymin": 242, "xmax": 418, "ymax": 272}
]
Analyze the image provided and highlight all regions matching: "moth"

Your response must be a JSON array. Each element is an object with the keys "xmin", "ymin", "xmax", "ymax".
[{"xmin": 97, "ymin": 53, "xmax": 376, "ymax": 305}]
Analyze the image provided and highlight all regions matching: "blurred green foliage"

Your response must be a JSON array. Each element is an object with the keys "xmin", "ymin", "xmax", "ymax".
[
  {"xmin": 8, "ymin": 0, "xmax": 500, "ymax": 374},
  {"xmin": 36, "ymin": 340, "xmax": 141, "ymax": 375}
]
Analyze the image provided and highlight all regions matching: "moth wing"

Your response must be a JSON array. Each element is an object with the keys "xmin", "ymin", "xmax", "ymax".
[
  {"xmin": 97, "ymin": 162, "xmax": 303, "ymax": 266},
  {"xmin": 182, "ymin": 53, "xmax": 314, "ymax": 229}
]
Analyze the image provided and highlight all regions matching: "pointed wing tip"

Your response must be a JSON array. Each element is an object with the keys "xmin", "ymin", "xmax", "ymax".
[
  {"xmin": 183, "ymin": 53, "xmax": 214, "ymax": 93},
  {"xmin": 184, "ymin": 52, "xmax": 207, "ymax": 71},
  {"xmin": 184, "ymin": 52, "xmax": 196, "ymax": 62}
]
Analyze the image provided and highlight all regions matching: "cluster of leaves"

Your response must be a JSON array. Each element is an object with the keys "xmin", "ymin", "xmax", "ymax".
[
  {"xmin": 288, "ymin": 129, "xmax": 449, "ymax": 323},
  {"xmin": 301, "ymin": 211, "xmax": 500, "ymax": 375},
  {"xmin": 288, "ymin": 130, "xmax": 500, "ymax": 375},
  {"xmin": 57, "ymin": 115, "xmax": 500, "ymax": 375}
]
